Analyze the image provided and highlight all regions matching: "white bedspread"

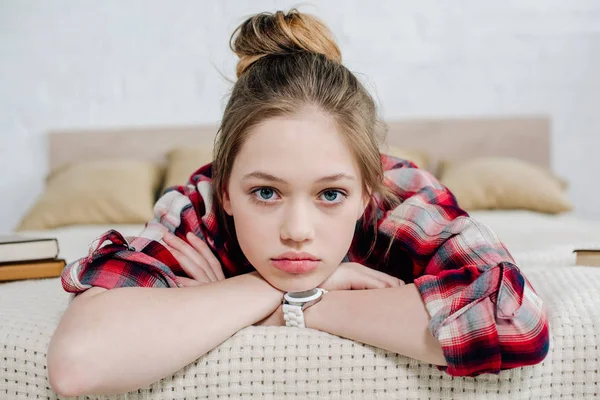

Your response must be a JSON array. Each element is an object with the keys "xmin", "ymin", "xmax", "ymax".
[
  {"xmin": 469, "ymin": 210, "xmax": 600, "ymax": 254},
  {"xmin": 2, "ymin": 211, "xmax": 600, "ymax": 399},
  {"xmin": 1, "ymin": 256, "xmax": 599, "ymax": 399}
]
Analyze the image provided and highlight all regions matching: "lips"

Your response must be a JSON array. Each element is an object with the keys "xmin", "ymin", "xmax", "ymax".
[
  {"xmin": 273, "ymin": 251, "xmax": 320, "ymax": 261},
  {"xmin": 271, "ymin": 251, "xmax": 321, "ymax": 274},
  {"xmin": 270, "ymin": 259, "xmax": 320, "ymax": 274}
]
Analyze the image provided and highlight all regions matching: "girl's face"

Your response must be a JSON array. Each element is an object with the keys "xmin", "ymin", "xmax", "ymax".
[{"xmin": 222, "ymin": 109, "xmax": 369, "ymax": 292}]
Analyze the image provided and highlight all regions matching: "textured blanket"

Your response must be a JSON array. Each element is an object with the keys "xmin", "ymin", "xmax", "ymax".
[{"xmin": 1, "ymin": 252, "xmax": 598, "ymax": 399}]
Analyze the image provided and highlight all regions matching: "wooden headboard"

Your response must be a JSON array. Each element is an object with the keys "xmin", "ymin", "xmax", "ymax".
[{"xmin": 48, "ymin": 115, "xmax": 551, "ymax": 174}]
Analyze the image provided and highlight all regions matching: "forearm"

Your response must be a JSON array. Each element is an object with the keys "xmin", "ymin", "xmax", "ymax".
[
  {"xmin": 48, "ymin": 272, "xmax": 283, "ymax": 396},
  {"xmin": 304, "ymin": 284, "xmax": 447, "ymax": 366}
]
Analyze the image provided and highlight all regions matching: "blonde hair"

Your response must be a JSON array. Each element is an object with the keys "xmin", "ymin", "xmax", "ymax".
[{"xmin": 212, "ymin": 7, "xmax": 401, "ymax": 261}]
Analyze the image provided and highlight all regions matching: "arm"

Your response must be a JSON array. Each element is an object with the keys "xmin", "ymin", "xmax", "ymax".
[
  {"xmin": 48, "ymin": 272, "xmax": 283, "ymax": 397},
  {"xmin": 304, "ymin": 284, "xmax": 447, "ymax": 366},
  {"xmin": 344, "ymin": 154, "xmax": 550, "ymax": 377},
  {"xmin": 51, "ymin": 164, "xmax": 270, "ymax": 396}
]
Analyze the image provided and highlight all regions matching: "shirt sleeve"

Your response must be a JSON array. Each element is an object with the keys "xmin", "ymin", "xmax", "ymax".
[
  {"xmin": 376, "ymin": 156, "xmax": 550, "ymax": 377},
  {"xmin": 60, "ymin": 176, "xmax": 217, "ymax": 298}
]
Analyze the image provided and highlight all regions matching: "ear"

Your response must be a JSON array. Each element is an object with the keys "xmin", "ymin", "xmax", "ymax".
[{"xmin": 222, "ymin": 189, "xmax": 233, "ymax": 216}]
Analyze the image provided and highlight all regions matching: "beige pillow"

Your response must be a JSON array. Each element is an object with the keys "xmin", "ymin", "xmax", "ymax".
[
  {"xmin": 17, "ymin": 160, "xmax": 162, "ymax": 231},
  {"xmin": 161, "ymin": 147, "xmax": 214, "ymax": 194},
  {"xmin": 380, "ymin": 145, "xmax": 430, "ymax": 171},
  {"xmin": 438, "ymin": 157, "xmax": 573, "ymax": 214}
]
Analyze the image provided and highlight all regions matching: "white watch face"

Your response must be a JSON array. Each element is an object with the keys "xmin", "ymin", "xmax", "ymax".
[{"xmin": 284, "ymin": 288, "xmax": 321, "ymax": 303}]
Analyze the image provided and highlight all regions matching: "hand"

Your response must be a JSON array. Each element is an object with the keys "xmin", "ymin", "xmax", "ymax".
[
  {"xmin": 249, "ymin": 270, "xmax": 285, "ymax": 327},
  {"xmin": 162, "ymin": 231, "xmax": 226, "ymax": 287},
  {"xmin": 318, "ymin": 262, "xmax": 405, "ymax": 291}
]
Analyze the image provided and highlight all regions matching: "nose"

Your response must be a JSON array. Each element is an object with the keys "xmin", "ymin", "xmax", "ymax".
[{"xmin": 280, "ymin": 200, "xmax": 314, "ymax": 243}]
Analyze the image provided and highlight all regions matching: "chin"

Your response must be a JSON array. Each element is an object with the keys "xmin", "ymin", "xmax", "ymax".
[{"xmin": 268, "ymin": 274, "xmax": 323, "ymax": 293}]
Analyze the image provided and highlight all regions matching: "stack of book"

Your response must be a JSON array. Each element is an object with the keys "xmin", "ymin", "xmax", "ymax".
[{"xmin": 0, "ymin": 235, "xmax": 65, "ymax": 282}]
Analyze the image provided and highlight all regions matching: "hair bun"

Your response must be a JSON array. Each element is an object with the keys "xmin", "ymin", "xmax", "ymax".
[{"xmin": 230, "ymin": 8, "xmax": 342, "ymax": 78}]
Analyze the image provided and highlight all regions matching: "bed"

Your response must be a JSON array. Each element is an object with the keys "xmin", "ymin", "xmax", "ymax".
[{"xmin": 1, "ymin": 116, "xmax": 599, "ymax": 399}]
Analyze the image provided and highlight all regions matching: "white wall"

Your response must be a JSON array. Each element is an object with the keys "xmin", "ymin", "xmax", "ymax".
[{"xmin": 1, "ymin": 0, "xmax": 599, "ymax": 233}]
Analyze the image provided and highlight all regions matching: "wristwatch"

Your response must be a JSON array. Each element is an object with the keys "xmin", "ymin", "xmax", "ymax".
[{"xmin": 282, "ymin": 288, "xmax": 328, "ymax": 328}]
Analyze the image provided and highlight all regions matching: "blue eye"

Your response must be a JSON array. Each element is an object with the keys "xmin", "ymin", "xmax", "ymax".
[
  {"xmin": 258, "ymin": 188, "xmax": 274, "ymax": 200},
  {"xmin": 322, "ymin": 190, "xmax": 339, "ymax": 202},
  {"xmin": 251, "ymin": 188, "xmax": 280, "ymax": 204}
]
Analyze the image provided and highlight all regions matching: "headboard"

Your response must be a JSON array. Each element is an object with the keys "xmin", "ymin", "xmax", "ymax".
[{"xmin": 48, "ymin": 115, "xmax": 550, "ymax": 174}]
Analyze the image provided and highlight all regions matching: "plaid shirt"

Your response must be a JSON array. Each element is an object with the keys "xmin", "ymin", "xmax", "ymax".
[{"xmin": 61, "ymin": 154, "xmax": 549, "ymax": 377}]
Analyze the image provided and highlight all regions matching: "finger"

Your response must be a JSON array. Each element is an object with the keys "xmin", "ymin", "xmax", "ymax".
[
  {"xmin": 378, "ymin": 274, "xmax": 404, "ymax": 287},
  {"xmin": 379, "ymin": 275, "xmax": 404, "ymax": 288},
  {"xmin": 355, "ymin": 275, "xmax": 388, "ymax": 290},
  {"xmin": 186, "ymin": 232, "xmax": 226, "ymax": 281},
  {"xmin": 381, "ymin": 278, "xmax": 405, "ymax": 288},
  {"xmin": 163, "ymin": 242, "xmax": 211, "ymax": 284},
  {"xmin": 165, "ymin": 243, "xmax": 210, "ymax": 283},
  {"xmin": 163, "ymin": 232, "xmax": 218, "ymax": 282},
  {"xmin": 349, "ymin": 268, "xmax": 389, "ymax": 290},
  {"xmin": 176, "ymin": 276, "xmax": 204, "ymax": 287},
  {"xmin": 361, "ymin": 265, "xmax": 404, "ymax": 288}
]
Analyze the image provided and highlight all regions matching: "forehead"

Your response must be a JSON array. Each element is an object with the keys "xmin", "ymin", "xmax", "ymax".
[{"xmin": 232, "ymin": 111, "xmax": 361, "ymax": 182}]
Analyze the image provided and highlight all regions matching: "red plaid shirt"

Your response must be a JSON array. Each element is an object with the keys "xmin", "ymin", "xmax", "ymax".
[{"xmin": 61, "ymin": 154, "xmax": 549, "ymax": 377}]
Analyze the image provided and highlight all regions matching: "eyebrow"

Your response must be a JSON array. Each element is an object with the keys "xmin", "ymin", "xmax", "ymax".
[{"xmin": 242, "ymin": 171, "xmax": 356, "ymax": 184}]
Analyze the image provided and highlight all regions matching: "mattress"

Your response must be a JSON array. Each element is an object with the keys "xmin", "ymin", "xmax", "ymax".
[
  {"xmin": 1, "ymin": 250, "xmax": 599, "ymax": 399},
  {"xmin": 2, "ymin": 211, "xmax": 600, "ymax": 399},
  {"xmin": 468, "ymin": 210, "xmax": 600, "ymax": 254}
]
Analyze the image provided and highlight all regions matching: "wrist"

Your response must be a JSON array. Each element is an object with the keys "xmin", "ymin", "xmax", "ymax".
[
  {"xmin": 244, "ymin": 271, "xmax": 284, "ymax": 300},
  {"xmin": 300, "ymin": 289, "xmax": 332, "ymax": 329}
]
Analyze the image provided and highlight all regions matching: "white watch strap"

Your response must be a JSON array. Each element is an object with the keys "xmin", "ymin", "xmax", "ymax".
[{"xmin": 283, "ymin": 304, "xmax": 306, "ymax": 328}]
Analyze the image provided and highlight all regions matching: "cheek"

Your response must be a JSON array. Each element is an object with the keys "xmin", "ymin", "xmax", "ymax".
[
  {"xmin": 230, "ymin": 205, "xmax": 273, "ymax": 259},
  {"xmin": 320, "ymin": 208, "xmax": 359, "ymax": 254}
]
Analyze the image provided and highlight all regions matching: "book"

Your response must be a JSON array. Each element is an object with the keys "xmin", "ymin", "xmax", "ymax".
[
  {"xmin": 0, "ymin": 234, "xmax": 60, "ymax": 264},
  {"xmin": 573, "ymin": 248, "xmax": 600, "ymax": 267},
  {"xmin": 0, "ymin": 258, "xmax": 66, "ymax": 282}
]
